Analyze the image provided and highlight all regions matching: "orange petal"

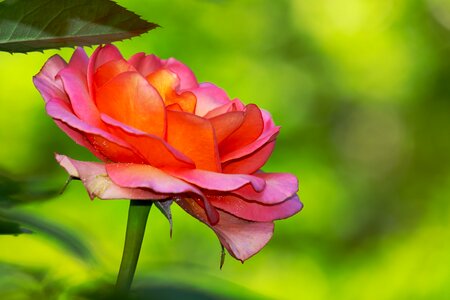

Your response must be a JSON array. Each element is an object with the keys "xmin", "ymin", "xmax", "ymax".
[
  {"xmin": 94, "ymin": 59, "xmax": 135, "ymax": 88},
  {"xmin": 210, "ymin": 111, "xmax": 245, "ymax": 144},
  {"xmin": 101, "ymin": 114, "xmax": 194, "ymax": 169},
  {"xmin": 222, "ymin": 141, "xmax": 276, "ymax": 174},
  {"xmin": 95, "ymin": 72, "xmax": 166, "ymax": 137},
  {"xmin": 146, "ymin": 68, "xmax": 178, "ymax": 99},
  {"xmin": 219, "ymin": 104, "xmax": 264, "ymax": 155},
  {"xmin": 166, "ymin": 110, "xmax": 221, "ymax": 172},
  {"xmin": 166, "ymin": 103, "xmax": 183, "ymax": 112},
  {"xmin": 147, "ymin": 69, "xmax": 196, "ymax": 113}
]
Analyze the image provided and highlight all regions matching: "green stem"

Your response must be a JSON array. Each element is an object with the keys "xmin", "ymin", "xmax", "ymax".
[{"xmin": 115, "ymin": 200, "xmax": 152, "ymax": 294}]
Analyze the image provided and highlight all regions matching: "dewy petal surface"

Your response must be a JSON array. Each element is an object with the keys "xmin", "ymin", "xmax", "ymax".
[
  {"xmin": 56, "ymin": 154, "xmax": 166, "ymax": 200},
  {"xmin": 177, "ymin": 198, "xmax": 274, "ymax": 262}
]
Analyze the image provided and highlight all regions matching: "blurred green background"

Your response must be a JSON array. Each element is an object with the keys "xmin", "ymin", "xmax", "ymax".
[{"xmin": 1, "ymin": 0, "xmax": 450, "ymax": 299}]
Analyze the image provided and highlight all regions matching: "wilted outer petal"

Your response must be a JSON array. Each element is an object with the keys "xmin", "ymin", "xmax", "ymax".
[
  {"xmin": 177, "ymin": 198, "xmax": 274, "ymax": 262},
  {"xmin": 105, "ymin": 163, "xmax": 219, "ymax": 225},
  {"xmin": 55, "ymin": 154, "xmax": 166, "ymax": 200}
]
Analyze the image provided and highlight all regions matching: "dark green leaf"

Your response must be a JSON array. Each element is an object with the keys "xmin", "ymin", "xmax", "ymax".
[
  {"xmin": 0, "ymin": 0, "xmax": 159, "ymax": 53},
  {"xmin": 155, "ymin": 200, "xmax": 173, "ymax": 238}
]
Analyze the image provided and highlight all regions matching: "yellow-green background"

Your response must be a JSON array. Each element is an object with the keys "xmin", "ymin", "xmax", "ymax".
[{"xmin": 1, "ymin": 0, "xmax": 450, "ymax": 299}]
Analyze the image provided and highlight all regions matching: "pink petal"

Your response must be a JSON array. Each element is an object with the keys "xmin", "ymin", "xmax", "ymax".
[
  {"xmin": 101, "ymin": 114, "xmax": 194, "ymax": 169},
  {"xmin": 57, "ymin": 65, "xmax": 102, "ymax": 127},
  {"xmin": 232, "ymin": 172, "xmax": 299, "ymax": 204},
  {"xmin": 128, "ymin": 53, "xmax": 163, "ymax": 77},
  {"xmin": 163, "ymin": 58, "xmax": 198, "ymax": 90},
  {"xmin": 87, "ymin": 44, "xmax": 124, "ymax": 97},
  {"xmin": 54, "ymin": 119, "xmax": 107, "ymax": 161},
  {"xmin": 68, "ymin": 47, "xmax": 89, "ymax": 74},
  {"xmin": 203, "ymin": 98, "xmax": 245, "ymax": 119},
  {"xmin": 56, "ymin": 154, "xmax": 166, "ymax": 200},
  {"xmin": 222, "ymin": 140, "xmax": 276, "ymax": 174},
  {"xmin": 192, "ymin": 83, "xmax": 231, "ymax": 116},
  {"xmin": 163, "ymin": 168, "xmax": 265, "ymax": 192},
  {"xmin": 177, "ymin": 198, "xmax": 274, "ymax": 262},
  {"xmin": 208, "ymin": 194, "xmax": 302, "ymax": 222},
  {"xmin": 46, "ymin": 99, "xmax": 144, "ymax": 163},
  {"xmin": 33, "ymin": 55, "xmax": 68, "ymax": 103},
  {"xmin": 105, "ymin": 163, "xmax": 219, "ymax": 225}
]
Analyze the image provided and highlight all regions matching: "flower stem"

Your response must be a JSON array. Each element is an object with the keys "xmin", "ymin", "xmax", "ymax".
[{"xmin": 115, "ymin": 200, "xmax": 152, "ymax": 294}]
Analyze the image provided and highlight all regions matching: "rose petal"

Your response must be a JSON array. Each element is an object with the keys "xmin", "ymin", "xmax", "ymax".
[
  {"xmin": 101, "ymin": 113, "xmax": 194, "ymax": 169},
  {"xmin": 46, "ymin": 99, "xmax": 144, "ymax": 163},
  {"xmin": 68, "ymin": 47, "xmax": 89, "ymax": 74},
  {"xmin": 221, "ymin": 125, "xmax": 280, "ymax": 163},
  {"xmin": 105, "ymin": 163, "xmax": 219, "ymax": 225},
  {"xmin": 146, "ymin": 69, "xmax": 197, "ymax": 113},
  {"xmin": 94, "ymin": 59, "xmax": 136, "ymax": 88},
  {"xmin": 208, "ymin": 194, "xmax": 302, "ymax": 222},
  {"xmin": 56, "ymin": 154, "xmax": 166, "ymax": 200},
  {"xmin": 210, "ymin": 111, "xmax": 245, "ymax": 143},
  {"xmin": 33, "ymin": 55, "xmax": 68, "ymax": 103},
  {"xmin": 232, "ymin": 172, "xmax": 299, "ymax": 204},
  {"xmin": 166, "ymin": 110, "xmax": 221, "ymax": 172},
  {"xmin": 222, "ymin": 140, "xmax": 276, "ymax": 174},
  {"xmin": 219, "ymin": 104, "xmax": 264, "ymax": 156},
  {"xmin": 54, "ymin": 120, "xmax": 107, "ymax": 161},
  {"xmin": 177, "ymin": 198, "xmax": 274, "ymax": 262},
  {"xmin": 163, "ymin": 58, "xmax": 198, "ymax": 90},
  {"xmin": 95, "ymin": 71, "xmax": 166, "ymax": 137},
  {"xmin": 163, "ymin": 168, "xmax": 265, "ymax": 192},
  {"xmin": 87, "ymin": 44, "xmax": 124, "ymax": 97},
  {"xmin": 58, "ymin": 65, "xmax": 102, "ymax": 127},
  {"xmin": 128, "ymin": 53, "xmax": 163, "ymax": 77},
  {"xmin": 192, "ymin": 83, "xmax": 231, "ymax": 117}
]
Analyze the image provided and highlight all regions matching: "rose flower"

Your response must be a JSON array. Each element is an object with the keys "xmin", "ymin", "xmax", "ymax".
[{"xmin": 33, "ymin": 45, "xmax": 302, "ymax": 262}]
